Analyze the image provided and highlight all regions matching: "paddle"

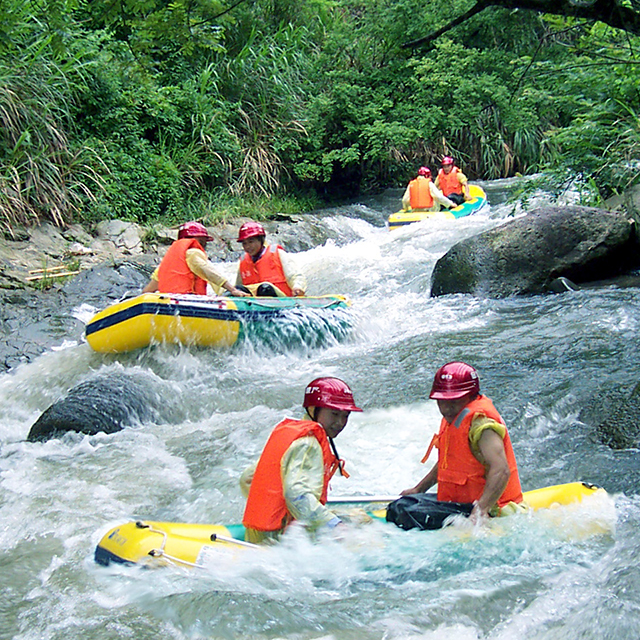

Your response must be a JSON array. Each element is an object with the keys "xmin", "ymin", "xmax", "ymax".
[{"xmin": 327, "ymin": 495, "xmax": 400, "ymax": 504}]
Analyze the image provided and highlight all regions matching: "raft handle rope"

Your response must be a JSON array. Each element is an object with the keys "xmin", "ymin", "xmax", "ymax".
[{"xmin": 135, "ymin": 521, "xmax": 258, "ymax": 569}]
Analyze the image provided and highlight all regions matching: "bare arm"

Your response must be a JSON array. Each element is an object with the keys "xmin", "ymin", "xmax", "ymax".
[
  {"xmin": 401, "ymin": 462, "xmax": 438, "ymax": 496},
  {"xmin": 402, "ymin": 185, "xmax": 411, "ymax": 211},
  {"xmin": 471, "ymin": 429, "xmax": 511, "ymax": 519},
  {"xmin": 142, "ymin": 278, "xmax": 158, "ymax": 293},
  {"xmin": 458, "ymin": 172, "xmax": 471, "ymax": 200}
]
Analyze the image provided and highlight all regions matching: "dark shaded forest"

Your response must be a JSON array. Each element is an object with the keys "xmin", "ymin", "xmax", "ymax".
[{"xmin": 1, "ymin": 0, "xmax": 639, "ymax": 229}]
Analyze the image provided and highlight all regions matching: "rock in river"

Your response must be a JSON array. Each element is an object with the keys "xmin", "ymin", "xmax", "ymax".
[
  {"xmin": 430, "ymin": 206, "xmax": 640, "ymax": 298},
  {"xmin": 27, "ymin": 371, "xmax": 167, "ymax": 441}
]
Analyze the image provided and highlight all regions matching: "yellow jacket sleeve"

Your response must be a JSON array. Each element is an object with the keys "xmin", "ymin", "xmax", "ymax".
[
  {"xmin": 468, "ymin": 414, "xmax": 506, "ymax": 458},
  {"xmin": 281, "ymin": 436, "xmax": 339, "ymax": 529},
  {"xmin": 429, "ymin": 182, "xmax": 457, "ymax": 209},
  {"xmin": 278, "ymin": 249, "xmax": 307, "ymax": 294},
  {"xmin": 185, "ymin": 247, "xmax": 228, "ymax": 291}
]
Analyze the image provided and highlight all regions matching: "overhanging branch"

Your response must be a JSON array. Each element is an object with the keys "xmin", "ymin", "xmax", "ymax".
[{"xmin": 402, "ymin": 0, "xmax": 640, "ymax": 50}]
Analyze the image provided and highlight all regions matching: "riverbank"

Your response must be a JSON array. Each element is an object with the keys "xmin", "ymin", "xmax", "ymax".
[{"xmin": 0, "ymin": 210, "xmax": 374, "ymax": 372}]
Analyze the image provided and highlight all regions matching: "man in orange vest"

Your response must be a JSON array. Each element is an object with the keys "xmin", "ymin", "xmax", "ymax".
[
  {"xmin": 401, "ymin": 166, "xmax": 457, "ymax": 212},
  {"xmin": 435, "ymin": 156, "xmax": 470, "ymax": 206},
  {"xmin": 241, "ymin": 377, "xmax": 362, "ymax": 544},
  {"xmin": 235, "ymin": 221, "xmax": 306, "ymax": 297},
  {"xmin": 389, "ymin": 362, "xmax": 525, "ymax": 530},
  {"xmin": 142, "ymin": 221, "xmax": 248, "ymax": 296}
]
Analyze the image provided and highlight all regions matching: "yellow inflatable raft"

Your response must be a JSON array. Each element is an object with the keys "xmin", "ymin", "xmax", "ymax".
[
  {"xmin": 85, "ymin": 292, "xmax": 351, "ymax": 353},
  {"xmin": 388, "ymin": 184, "xmax": 488, "ymax": 231},
  {"xmin": 94, "ymin": 482, "xmax": 609, "ymax": 567}
]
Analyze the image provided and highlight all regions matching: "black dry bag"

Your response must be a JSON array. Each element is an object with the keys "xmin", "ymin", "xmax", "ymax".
[{"xmin": 386, "ymin": 493, "xmax": 473, "ymax": 530}]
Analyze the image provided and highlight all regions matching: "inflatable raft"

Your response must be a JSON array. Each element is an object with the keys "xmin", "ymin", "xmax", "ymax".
[
  {"xmin": 388, "ymin": 184, "xmax": 488, "ymax": 231},
  {"xmin": 85, "ymin": 292, "xmax": 351, "ymax": 353},
  {"xmin": 94, "ymin": 482, "xmax": 607, "ymax": 567}
]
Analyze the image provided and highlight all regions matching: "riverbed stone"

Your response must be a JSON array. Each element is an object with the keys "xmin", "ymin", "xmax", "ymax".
[
  {"xmin": 0, "ymin": 289, "xmax": 86, "ymax": 371},
  {"xmin": 579, "ymin": 383, "xmax": 640, "ymax": 450},
  {"xmin": 95, "ymin": 220, "xmax": 145, "ymax": 254},
  {"xmin": 26, "ymin": 371, "xmax": 168, "ymax": 441},
  {"xmin": 430, "ymin": 206, "xmax": 640, "ymax": 298}
]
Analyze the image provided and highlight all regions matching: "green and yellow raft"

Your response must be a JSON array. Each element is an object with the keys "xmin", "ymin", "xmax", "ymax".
[
  {"xmin": 388, "ymin": 184, "xmax": 488, "ymax": 231},
  {"xmin": 85, "ymin": 292, "xmax": 351, "ymax": 353},
  {"xmin": 94, "ymin": 482, "xmax": 609, "ymax": 568}
]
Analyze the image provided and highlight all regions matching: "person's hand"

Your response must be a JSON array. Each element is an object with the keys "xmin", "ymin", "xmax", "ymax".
[
  {"xmin": 400, "ymin": 487, "xmax": 419, "ymax": 496},
  {"xmin": 468, "ymin": 501, "xmax": 489, "ymax": 526},
  {"xmin": 292, "ymin": 288, "xmax": 305, "ymax": 297},
  {"xmin": 228, "ymin": 287, "xmax": 250, "ymax": 297},
  {"xmin": 335, "ymin": 508, "xmax": 372, "ymax": 525}
]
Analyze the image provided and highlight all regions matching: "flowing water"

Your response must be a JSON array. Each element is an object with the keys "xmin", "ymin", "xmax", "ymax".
[{"xmin": 1, "ymin": 181, "xmax": 639, "ymax": 640}]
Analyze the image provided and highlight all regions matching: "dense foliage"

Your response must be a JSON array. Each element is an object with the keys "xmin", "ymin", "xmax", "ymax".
[{"xmin": 1, "ymin": 0, "xmax": 639, "ymax": 231}]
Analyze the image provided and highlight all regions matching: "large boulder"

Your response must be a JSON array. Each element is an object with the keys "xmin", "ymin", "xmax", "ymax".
[
  {"xmin": 26, "ymin": 371, "xmax": 171, "ymax": 441},
  {"xmin": 430, "ymin": 206, "xmax": 640, "ymax": 298}
]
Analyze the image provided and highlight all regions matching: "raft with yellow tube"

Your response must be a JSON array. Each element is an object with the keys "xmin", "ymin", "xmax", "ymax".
[
  {"xmin": 85, "ymin": 292, "xmax": 351, "ymax": 353},
  {"xmin": 388, "ymin": 184, "xmax": 488, "ymax": 231},
  {"xmin": 94, "ymin": 482, "xmax": 612, "ymax": 567}
]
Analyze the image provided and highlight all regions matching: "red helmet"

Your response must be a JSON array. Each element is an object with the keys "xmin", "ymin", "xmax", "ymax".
[
  {"xmin": 417, "ymin": 166, "xmax": 431, "ymax": 177},
  {"xmin": 237, "ymin": 221, "xmax": 266, "ymax": 242},
  {"xmin": 303, "ymin": 377, "xmax": 362, "ymax": 412},
  {"xmin": 441, "ymin": 156, "xmax": 454, "ymax": 166},
  {"xmin": 429, "ymin": 362, "xmax": 479, "ymax": 400},
  {"xmin": 178, "ymin": 221, "xmax": 213, "ymax": 241}
]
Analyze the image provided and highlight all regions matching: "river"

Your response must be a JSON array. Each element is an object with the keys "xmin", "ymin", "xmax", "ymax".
[{"xmin": 1, "ymin": 181, "xmax": 639, "ymax": 640}]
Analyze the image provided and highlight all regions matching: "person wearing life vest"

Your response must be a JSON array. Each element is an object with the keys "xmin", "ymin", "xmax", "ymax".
[
  {"xmin": 142, "ymin": 221, "xmax": 249, "ymax": 296},
  {"xmin": 395, "ymin": 362, "xmax": 524, "ymax": 526},
  {"xmin": 241, "ymin": 377, "xmax": 362, "ymax": 544},
  {"xmin": 434, "ymin": 156, "xmax": 470, "ymax": 206},
  {"xmin": 235, "ymin": 221, "xmax": 306, "ymax": 297},
  {"xmin": 401, "ymin": 166, "xmax": 457, "ymax": 213}
]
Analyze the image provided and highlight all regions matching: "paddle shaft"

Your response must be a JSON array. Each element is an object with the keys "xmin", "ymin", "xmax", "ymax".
[{"xmin": 327, "ymin": 495, "xmax": 400, "ymax": 504}]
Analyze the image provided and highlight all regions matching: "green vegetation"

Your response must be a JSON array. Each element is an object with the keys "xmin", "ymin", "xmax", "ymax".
[{"xmin": 1, "ymin": 0, "xmax": 639, "ymax": 233}]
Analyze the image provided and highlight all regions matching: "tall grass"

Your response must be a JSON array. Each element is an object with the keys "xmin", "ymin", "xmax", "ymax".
[{"xmin": 0, "ymin": 42, "xmax": 104, "ymax": 235}]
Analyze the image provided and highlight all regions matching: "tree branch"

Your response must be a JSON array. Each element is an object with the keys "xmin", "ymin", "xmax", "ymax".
[
  {"xmin": 402, "ymin": 0, "xmax": 640, "ymax": 50},
  {"xmin": 402, "ymin": 0, "xmax": 490, "ymax": 49}
]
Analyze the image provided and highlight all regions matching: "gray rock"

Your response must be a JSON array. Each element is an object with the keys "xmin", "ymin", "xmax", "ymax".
[
  {"xmin": 26, "ymin": 371, "xmax": 166, "ymax": 441},
  {"xmin": 28, "ymin": 223, "xmax": 70, "ymax": 259},
  {"xmin": 431, "ymin": 206, "xmax": 640, "ymax": 298},
  {"xmin": 580, "ymin": 383, "xmax": 640, "ymax": 449},
  {"xmin": 61, "ymin": 259, "xmax": 154, "ymax": 306},
  {"xmin": 95, "ymin": 220, "xmax": 144, "ymax": 254},
  {"xmin": 0, "ymin": 289, "xmax": 86, "ymax": 371},
  {"xmin": 0, "ymin": 259, "xmax": 154, "ymax": 372}
]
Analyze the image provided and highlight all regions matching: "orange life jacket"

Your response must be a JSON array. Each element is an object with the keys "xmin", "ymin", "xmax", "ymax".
[
  {"xmin": 428, "ymin": 395, "xmax": 523, "ymax": 506},
  {"xmin": 242, "ymin": 418, "xmax": 341, "ymax": 532},
  {"xmin": 239, "ymin": 244, "xmax": 293, "ymax": 297},
  {"xmin": 408, "ymin": 176, "xmax": 434, "ymax": 210},
  {"xmin": 437, "ymin": 167, "xmax": 463, "ymax": 196},
  {"xmin": 157, "ymin": 238, "xmax": 208, "ymax": 294}
]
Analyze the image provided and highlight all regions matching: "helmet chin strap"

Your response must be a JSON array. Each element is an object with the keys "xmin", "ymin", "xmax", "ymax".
[
  {"xmin": 328, "ymin": 437, "xmax": 348, "ymax": 477},
  {"xmin": 309, "ymin": 406, "xmax": 348, "ymax": 477}
]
